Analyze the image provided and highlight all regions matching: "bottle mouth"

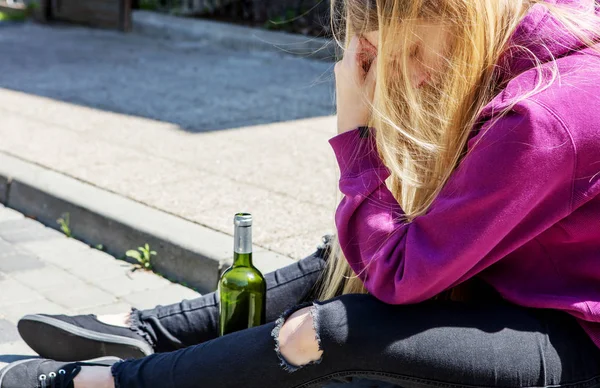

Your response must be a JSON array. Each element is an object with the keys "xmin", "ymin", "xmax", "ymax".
[{"xmin": 234, "ymin": 213, "xmax": 252, "ymax": 227}]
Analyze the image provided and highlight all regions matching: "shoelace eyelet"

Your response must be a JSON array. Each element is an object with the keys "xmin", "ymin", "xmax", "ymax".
[{"xmin": 38, "ymin": 374, "xmax": 47, "ymax": 388}]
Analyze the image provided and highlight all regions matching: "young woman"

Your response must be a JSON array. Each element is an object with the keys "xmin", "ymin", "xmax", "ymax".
[{"xmin": 3, "ymin": 0, "xmax": 600, "ymax": 387}]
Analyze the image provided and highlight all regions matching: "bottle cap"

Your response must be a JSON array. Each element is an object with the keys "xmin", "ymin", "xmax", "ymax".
[{"xmin": 234, "ymin": 213, "xmax": 252, "ymax": 227}]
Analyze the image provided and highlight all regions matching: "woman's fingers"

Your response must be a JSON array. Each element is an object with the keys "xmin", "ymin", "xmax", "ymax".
[
  {"xmin": 345, "ymin": 35, "xmax": 361, "ymax": 67},
  {"xmin": 340, "ymin": 36, "xmax": 361, "ymax": 82}
]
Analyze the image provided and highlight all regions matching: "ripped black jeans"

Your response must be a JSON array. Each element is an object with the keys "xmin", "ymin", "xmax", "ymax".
[{"xmin": 111, "ymin": 241, "xmax": 600, "ymax": 388}]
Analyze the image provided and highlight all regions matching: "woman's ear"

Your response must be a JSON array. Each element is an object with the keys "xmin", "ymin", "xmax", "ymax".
[{"xmin": 358, "ymin": 37, "xmax": 378, "ymax": 76}]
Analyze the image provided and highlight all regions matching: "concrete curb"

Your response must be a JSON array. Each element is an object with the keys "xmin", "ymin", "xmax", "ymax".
[
  {"xmin": 132, "ymin": 10, "xmax": 338, "ymax": 61},
  {"xmin": 0, "ymin": 152, "xmax": 296, "ymax": 294}
]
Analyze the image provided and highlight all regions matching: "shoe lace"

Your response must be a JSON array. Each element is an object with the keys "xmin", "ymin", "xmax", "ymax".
[{"xmin": 38, "ymin": 366, "xmax": 81, "ymax": 388}]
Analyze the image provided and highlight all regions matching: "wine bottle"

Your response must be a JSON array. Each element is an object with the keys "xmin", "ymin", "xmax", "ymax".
[{"xmin": 218, "ymin": 213, "xmax": 266, "ymax": 336}]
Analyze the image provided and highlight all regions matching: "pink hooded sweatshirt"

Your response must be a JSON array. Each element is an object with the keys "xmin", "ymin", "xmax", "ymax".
[{"xmin": 330, "ymin": 0, "xmax": 600, "ymax": 347}]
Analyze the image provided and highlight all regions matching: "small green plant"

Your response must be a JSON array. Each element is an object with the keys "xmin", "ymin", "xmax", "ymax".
[
  {"xmin": 56, "ymin": 213, "xmax": 72, "ymax": 238},
  {"xmin": 126, "ymin": 243, "xmax": 156, "ymax": 270},
  {"xmin": 0, "ymin": 10, "xmax": 27, "ymax": 22},
  {"xmin": 93, "ymin": 243, "xmax": 105, "ymax": 251}
]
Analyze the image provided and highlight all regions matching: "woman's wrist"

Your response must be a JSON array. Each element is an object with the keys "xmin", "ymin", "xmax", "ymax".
[{"xmin": 329, "ymin": 127, "xmax": 386, "ymax": 178}]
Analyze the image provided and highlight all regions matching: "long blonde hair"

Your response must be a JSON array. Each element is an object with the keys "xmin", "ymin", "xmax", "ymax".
[{"xmin": 316, "ymin": 0, "xmax": 600, "ymax": 301}]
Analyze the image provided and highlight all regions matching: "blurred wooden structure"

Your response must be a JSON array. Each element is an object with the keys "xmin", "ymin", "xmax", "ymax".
[{"xmin": 38, "ymin": 0, "xmax": 131, "ymax": 31}]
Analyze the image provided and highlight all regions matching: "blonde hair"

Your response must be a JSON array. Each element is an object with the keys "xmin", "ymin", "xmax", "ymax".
[{"xmin": 316, "ymin": 0, "xmax": 600, "ymax": 301}]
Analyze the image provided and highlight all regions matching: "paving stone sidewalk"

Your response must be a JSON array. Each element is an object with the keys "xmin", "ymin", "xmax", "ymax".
[{"xmin": 0, "ymin": 204, "xmax": 199, "ymax": 368}]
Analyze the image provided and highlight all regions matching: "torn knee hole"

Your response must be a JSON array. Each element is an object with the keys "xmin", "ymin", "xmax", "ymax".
[{"xmin": 271, "ymin": 304, "xmax": 323, "ymax": 373}]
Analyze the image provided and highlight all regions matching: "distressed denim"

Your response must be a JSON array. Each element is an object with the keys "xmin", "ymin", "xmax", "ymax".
[
  {"xmin": 127, "ymin": 238, "xmax": 332, "ymax": 353},
  {"xmin": 113, "ymin": 240, "xmax": 600, "ymax": 388}
]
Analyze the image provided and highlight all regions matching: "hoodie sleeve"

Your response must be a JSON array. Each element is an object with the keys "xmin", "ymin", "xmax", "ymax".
[{"xmin": 330, "ymin": 102, "xmax": 576, "ymax": 304}]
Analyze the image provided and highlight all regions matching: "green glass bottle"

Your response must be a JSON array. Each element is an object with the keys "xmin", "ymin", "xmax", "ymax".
[{"xmin": 218, "ymin": 213, "xmax": 266, "ymax": 336}]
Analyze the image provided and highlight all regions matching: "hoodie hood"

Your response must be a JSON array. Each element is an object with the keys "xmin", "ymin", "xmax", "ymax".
[{"xmin": 497, "ymin": 0, "xmax": 599, "ymax": 81}]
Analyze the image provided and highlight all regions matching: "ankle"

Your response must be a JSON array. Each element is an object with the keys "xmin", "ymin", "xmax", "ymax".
[
  {"xmin": 73, "ymin": 366, "xmax": 115, "ymax": 388},
  {"xmin": 97, "ymin": 313, "xmax": 130, "ymax": 328}
]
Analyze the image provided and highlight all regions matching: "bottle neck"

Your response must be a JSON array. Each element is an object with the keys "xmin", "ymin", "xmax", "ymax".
[
  {"xmin": 233, "ymin": 222, "xmax": 252, "ymax": 267},
  {"xmin": 233, "ymin": 252, "xmax": 253, "ymax": 267}
]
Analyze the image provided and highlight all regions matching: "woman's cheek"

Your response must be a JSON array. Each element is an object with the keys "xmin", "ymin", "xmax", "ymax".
[
  {"xmin": 414, "ymin": 72, "xmax": 431, "ymax": 88},
  {"xmin": 411, "ymin": 62, "xmax": 431, "ymax": 88}
]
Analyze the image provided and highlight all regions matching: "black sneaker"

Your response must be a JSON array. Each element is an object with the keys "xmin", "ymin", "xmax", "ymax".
[
  {"xmin": 0, "ymin": 356, "xmax": 120, "ymax": 388},
  {"xmin": 18, "ymin": 314, "xmax": 153, "ymax": 361}
]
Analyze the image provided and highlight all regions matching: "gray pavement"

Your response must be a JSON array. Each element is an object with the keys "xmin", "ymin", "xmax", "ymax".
[
  {"xmin": 0, "ymin": 22, "xmax": 334, "ymax": 132},
  {"xmin": 0, "ymin": 204, "xmax": 200, "ymax": 368},
  {"xmin": 0, "ymin": 22, "xmax": 338, "ymax": 259}
]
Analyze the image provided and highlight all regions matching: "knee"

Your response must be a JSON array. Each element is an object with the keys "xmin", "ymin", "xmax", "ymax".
[{"xmin": 276, "ymin": 306, "xmax": 323, "ymax": 370}]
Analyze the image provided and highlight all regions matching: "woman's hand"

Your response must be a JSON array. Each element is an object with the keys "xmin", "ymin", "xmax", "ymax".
[{"xmin": 335, "ymin": 35, "xmax": 378, "ymax": 134}]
